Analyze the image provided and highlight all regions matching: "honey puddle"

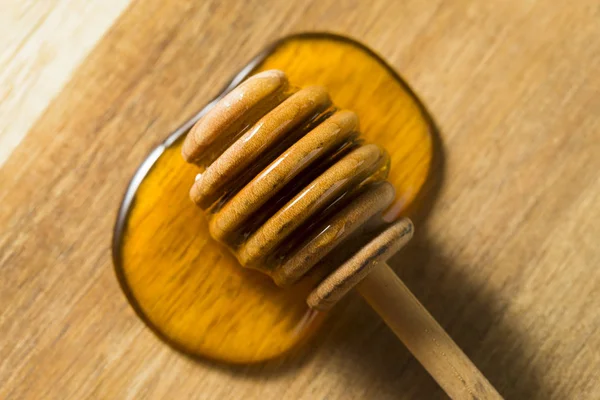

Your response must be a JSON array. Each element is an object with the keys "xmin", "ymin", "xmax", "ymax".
[{"xmin": 113, "ymin": 33, "xmax": 434, "ymax": 363}]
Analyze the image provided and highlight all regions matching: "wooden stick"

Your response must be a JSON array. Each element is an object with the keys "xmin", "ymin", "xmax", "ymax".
[{"xmin": 357, "ymin": 262, "xmax": 502, "ymax": 400}]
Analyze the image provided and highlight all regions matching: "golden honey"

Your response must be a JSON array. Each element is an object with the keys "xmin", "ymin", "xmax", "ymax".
[{"xmin": 114, "ymin": 33, "xmax": 435, "ymax": 364}]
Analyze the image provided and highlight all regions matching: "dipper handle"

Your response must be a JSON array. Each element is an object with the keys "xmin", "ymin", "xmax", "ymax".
[{"xmin": 358, "ymin": 262, "xmax": 503, "ymax": 400}]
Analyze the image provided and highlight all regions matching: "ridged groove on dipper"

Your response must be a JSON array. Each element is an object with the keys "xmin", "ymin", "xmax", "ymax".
[
  {"xmin": 190, "ymin": 86, "xmax": 332, "ymax": 209},
  {"xmin": 273, "ymin": 182, "xmax": 396, "ymax": 287},
  {"xmin": 237, "ymin": 143, "xmax": 388, "ymax": 268},
  {"xmin": 307, "ymin": 218, "xmax": 414, "ymax": 311},
  {"xmin": 209, "ymin": 110, "xmax": 359, "ymax": 242},
  {"xmin": 182, "ymin": 70, "xmax": 289, "ymax": 165}
]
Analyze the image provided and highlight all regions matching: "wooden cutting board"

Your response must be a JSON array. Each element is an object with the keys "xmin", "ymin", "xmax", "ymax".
[{"xmin": 1, "ymin": 0, "xmax": 599, "ymax": 398}]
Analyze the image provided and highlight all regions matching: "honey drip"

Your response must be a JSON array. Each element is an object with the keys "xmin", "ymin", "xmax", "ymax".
[{"xmin": 114, "ymin": 33, "xmax": 434, "ymax": 363}]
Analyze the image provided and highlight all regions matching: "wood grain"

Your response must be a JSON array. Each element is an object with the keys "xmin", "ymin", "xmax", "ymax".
[
  {"xmin": 1, "ymin": 0, "xmax": 599, "ymax": 399},
  {"xmin": 0, "ymin": 0, "xmax": 131, "ymax": 166}
]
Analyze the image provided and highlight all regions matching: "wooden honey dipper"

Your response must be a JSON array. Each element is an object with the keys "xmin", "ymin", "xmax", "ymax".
[{"xmin": 182, "ymin": 70, "xmax": 502, "ymax": 400}]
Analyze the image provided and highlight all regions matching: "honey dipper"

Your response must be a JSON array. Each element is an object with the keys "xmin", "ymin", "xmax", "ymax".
[{"xmin": 182, "ymin": 70, "xmax": 502, "ymax": 400}]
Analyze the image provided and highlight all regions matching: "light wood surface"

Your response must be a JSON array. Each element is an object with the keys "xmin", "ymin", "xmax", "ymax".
[
  {"xmin": 0, "ymin": 0, "xmax": 130, "ymax": 166},
  {"xmin": 1, "ymin": 0, "xmax": 599, "ymax": 399}
]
